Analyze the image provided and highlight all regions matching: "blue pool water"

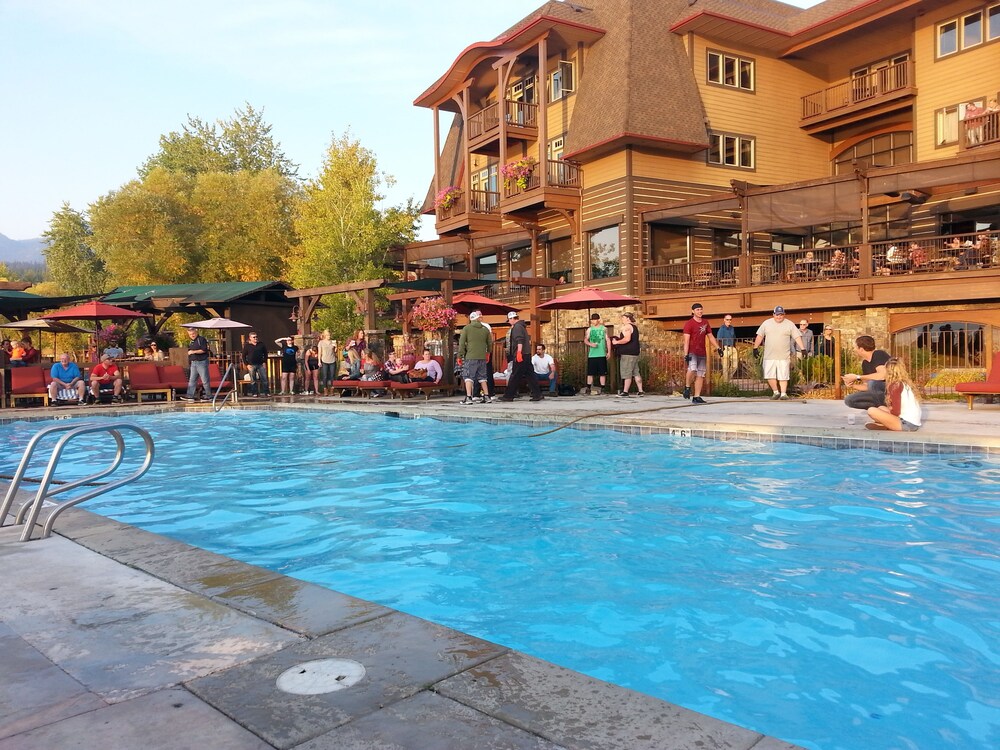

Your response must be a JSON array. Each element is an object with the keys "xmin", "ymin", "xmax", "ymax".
[{"xmin": 3, "ymin": 411, "xmax": 999, "ymax": 750}]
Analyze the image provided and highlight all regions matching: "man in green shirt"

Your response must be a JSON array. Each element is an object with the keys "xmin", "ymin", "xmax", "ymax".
[
  {"xmin": 457, "ymin": 310, "xmax": 493, "ymax": 405},
  {"xmin": 585, "ymin": 313, "xmax": 611, "ymax": 395}
]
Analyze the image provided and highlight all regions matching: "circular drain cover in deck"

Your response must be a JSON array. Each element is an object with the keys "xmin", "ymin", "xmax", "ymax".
[{"xmin": 275, "ymin": 658, "xmax": 366, "ymax": 695}]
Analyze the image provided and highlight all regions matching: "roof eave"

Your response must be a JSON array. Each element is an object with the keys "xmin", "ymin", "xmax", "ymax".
[{"xmin": 413, "ymin": 15, "xmax": 606, "ymax": 109}]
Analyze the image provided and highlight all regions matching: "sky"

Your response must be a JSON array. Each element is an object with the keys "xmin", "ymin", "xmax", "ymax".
[{"xmin": 0, "ymin": 0, "xmax": 817, "ymax": 243}]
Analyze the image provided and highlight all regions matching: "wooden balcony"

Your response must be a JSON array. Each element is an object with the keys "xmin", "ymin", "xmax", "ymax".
[
  {"xmin": 467, "ymin": 100, "xmax": 538, "ymax": 156},
  {"xmin": 481, "ymin": 280, "xmax": 555, "ymax": 307},
  {"xmin": 643, "ymin": 232, "xmax": 1000, "ymax": 318},
  {"xmin": 434, "ymin": 189, "xmax": 502, "ymax": 235},
  {"xmin": 501, "ymin": 159, "xmax": 582, "ymax": 214},
  {"xmin": 800, "ymin": 61, "xmax": 915, "ymax": 134},
  {"xmin": 960, "ymin": 111, "xmax": 1000, "ymax": 151}
]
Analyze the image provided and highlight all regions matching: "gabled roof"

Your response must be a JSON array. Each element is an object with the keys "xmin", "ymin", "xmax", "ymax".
[{"xmin": 102, "ymin": 282, "xmax": 294, "ymax": 307}]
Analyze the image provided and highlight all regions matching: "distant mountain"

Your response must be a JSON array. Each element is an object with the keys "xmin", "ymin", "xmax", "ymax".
[{"xmin": 0, "ymin": 233, "xmax": 46, "ymax": 264}]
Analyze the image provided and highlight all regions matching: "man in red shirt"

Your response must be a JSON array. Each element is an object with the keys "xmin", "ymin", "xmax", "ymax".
[
  {"xmin": 89, "ymin": 354, "xmax": 124, "ymax": 403},
  {"xmin": 682, "ymin": 302, "xmax": 720, "ymax": 405}
]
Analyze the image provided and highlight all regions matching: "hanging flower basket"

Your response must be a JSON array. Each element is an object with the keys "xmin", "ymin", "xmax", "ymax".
[
  {"xmin": 434, "ymin": 186, "xmax": 462, "ymax": 210},
  {"xmin": 501, "ymin": 157, "xmax": 537, "ymax": 190},
  {"xmin": 410, "ymin": 296, "xmax": 458, "ymax": 333}
]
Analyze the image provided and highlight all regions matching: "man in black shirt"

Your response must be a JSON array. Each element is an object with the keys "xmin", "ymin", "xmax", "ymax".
[
  {"xmin": 181, "ymin": 327, "xmax": 211, "ymax": 401},
  {"xmin": 844, "ymin": 335, "xmax": 890, "ymax": 410},
  {"xmin": 499, "ymin": 312, "xmax": 542, "ymax": 402},
  {"xmin": 242, "ymin": 332, "xmax": 270, "ymax": 397}
]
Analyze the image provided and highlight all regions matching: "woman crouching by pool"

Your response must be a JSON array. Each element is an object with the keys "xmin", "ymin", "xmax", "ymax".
[{"xmin": 866, "ymin": 358, "xmax": 922, "ymax": 431}]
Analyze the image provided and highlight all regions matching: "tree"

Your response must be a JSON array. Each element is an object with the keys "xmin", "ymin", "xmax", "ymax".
[
  {"xmin": 139, "ymin": 104, "xmax": 297, "ymax": 178},
  {"xmin": 289, "ymin": 131, "xmax": 420, "ymax": 336},
  {"xmin": 88, "ymin": 169, "xmax": 199, "ymax": 285},
  {"xmin": 192, "ymin": 169, "xmax": 299, "ymax": 282},
  {"xmin": 42, "ymin": 204, "xmax": 109, "ymax": 295}
]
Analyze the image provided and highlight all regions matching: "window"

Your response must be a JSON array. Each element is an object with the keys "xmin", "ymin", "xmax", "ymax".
[
  {"xmin": 963, "ymin": 12, "xmax": 983, "ymax": 48},
  {"xmin": 588, "ymin": 226, "xmax": 620, "ymax": 279},
  {"xmin": 548, "ymin": 236, "xmax": 573, "ymax": 283},
  {"xmin": 509, "ymin": 246, "xmax": 532, "ymax": 278},
  {"xmin": 650, "ymin": 225, "xmax": 690, "ymax": 265},
  {"xmin": 708, "ymin": 132, "xmax": 755, "ymax": 169},
  {"xmin": 550, "ymin": 60, "xmax": 575, "ymax": 101},
  {"xmin": 712, "ymin": 229, "xmax": 742, "ymax": 259},
  {"xmin": 476, "ymin": 252, "xmax": 497, "ymax": 280},
  {"xmin": 936, "ymin": 105, "xmax": 960, "ymax": 146},
  {"xmin": 707, "ymin": 50, "xmax": 754, "ymax": 91},
  {"xmin": 937, "ymin": 5, "xmax": 1000, "ymax": 57},
  {"xmin": 508, "ymin": 76, "xmax": 536, "ymax": 104},
  {"xmin": 833, "ymin": 131, "xmax": 912, "ymax": 173},
  {"xmin": 938, "ymin": 20, "xmax": 958, "ymax": 56}
]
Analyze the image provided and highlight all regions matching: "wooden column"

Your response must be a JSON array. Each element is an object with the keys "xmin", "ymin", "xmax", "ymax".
[{"xmin": 442, "ymin": 280, "xmax": 455, "ymax": 385}]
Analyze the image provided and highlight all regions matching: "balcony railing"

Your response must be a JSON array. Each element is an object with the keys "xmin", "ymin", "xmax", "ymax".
[
  {"xmin": 468, "ymin": 103, "xmax": 500, "ymax": 141},
  {"xmin": 801, "ymin": 61, "xmax": 913, "ymax": 121},
  {"xmin": 503, "ymin": 159, "xmax": 582, "ymax": 199},
  {"xmin": 467, "ymin": 100, "xmax": 538, "ymax": 141},
  {"xmin": 643, "ymin": 231, "xmax": 1000, "ymax": 294},
  {"xmin": 435, "ymin": 189, "xmax": 500, "ymax": 222},
  {"xmin": 481, "ymin": 280, "xmax": 554, "ymax": 307},
  {"xmin": 960, "ymin": 110, "xmax": 1000, "ymax": 150}
]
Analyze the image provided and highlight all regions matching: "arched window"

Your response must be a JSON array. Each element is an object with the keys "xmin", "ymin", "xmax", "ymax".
[{"xmin": 833, "ymin": 131, "xmax": 913, "ymax": 175}]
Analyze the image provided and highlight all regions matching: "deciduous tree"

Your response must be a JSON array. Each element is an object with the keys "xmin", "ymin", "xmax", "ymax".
[
  {"xmin": 42, "ymin": 204, "xmax": 109, "ymax": 294},
  {"xmin": 290, "ymin": 131, "xmax": 419, "ymax": 335}
]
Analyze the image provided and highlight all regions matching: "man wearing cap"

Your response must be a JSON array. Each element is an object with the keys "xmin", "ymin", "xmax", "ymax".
[
  {"xmin": 500, "ymin": 311, "xmax": 543, "ymax": 402},
  {"xmin": 717, "ymin": 314, "xmax": 738, "ymax": 380},
  {"xmin": 89, "ymin": 353, "xmax": 124, "ymax": 403},
  {"xmin": 457, "ymin": 310, "xmax": 492, "ymax": 405},
  {"xmin": 682, "ymin": 303, "xmax": 720, "ymax": 404},
  {"xmin": 584, "ymin": 313, "xmax": 611, "ymax": 395},
  {"xmin": 753, "ymin": 306, "xmax": 803, "ymax": 400}
]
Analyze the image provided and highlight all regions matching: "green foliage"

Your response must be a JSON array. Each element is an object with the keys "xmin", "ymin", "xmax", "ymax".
[
  {"xmin": 797, "ymin": 354, "xmax": 834, "ymax": 384},
  {"xmin": 139, "ymin": 104, "xmax": 297, "ymax": 178},
  {"xmin": 291, "ymin": 131, "xmax": 420, "ymax": 337},
  {"xmin": 42, "ymin": 204, "xmax": 109, "ymax": 295}
]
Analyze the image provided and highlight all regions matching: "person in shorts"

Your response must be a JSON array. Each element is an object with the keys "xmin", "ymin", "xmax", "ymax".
[
  {"xmin": 752, "ymin": 306, "xmax": 803, "ymax": 400},
  {"xmin": 585, "ymin": 313, "xmax": 610, "ymax": 395},
  {"xmin": 682, "ymin": 303, "xmax": 719, "ymax": 404},
  {"xmin": 612, "ymin": 312, "xmax": 644, "ymax": 397},
  {"xmin": 457, "ymin": 310, "xmax": 492, "ymax": 405}
]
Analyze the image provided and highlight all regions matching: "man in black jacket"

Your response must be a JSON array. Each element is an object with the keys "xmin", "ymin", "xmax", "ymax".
[
  {"xmin": 242, "ymin": 332, "xmax": 270, "ymax": 397},
  {"xmin": 500, "ymin": 311, "xmax": 543, "ymax": 402}
]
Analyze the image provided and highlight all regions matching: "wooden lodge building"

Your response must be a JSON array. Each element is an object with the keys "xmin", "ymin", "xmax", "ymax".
[{"xmin": 405, "ymin": 0, "xmax": 1000, "ymax": 361}]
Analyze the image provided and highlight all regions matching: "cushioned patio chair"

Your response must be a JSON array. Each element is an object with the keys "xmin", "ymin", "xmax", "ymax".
[{"xmin": 955, "ymin": 352, "xmax": 1000, "ymax": 410}]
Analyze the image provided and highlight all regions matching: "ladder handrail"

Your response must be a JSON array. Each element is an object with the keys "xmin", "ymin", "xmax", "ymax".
[
  {"xmin": 0, "ymin": 422, "xmax": 155, "ymax": 542},
  {"xmin": 211, "ymin": 362, "xmax": 238, "ymax": 412}
]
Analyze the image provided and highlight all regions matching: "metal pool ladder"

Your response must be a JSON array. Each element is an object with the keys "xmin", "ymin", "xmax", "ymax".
[
  {"xmin": 0, "ymin": 422, "xmax": 155, "ymax": 542},
  {"xmin": 211, "ymin": 362, "xmax": 239, "ymax": 412}
]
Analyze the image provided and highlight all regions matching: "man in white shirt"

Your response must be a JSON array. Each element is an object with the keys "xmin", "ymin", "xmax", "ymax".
[
  {"xmin": 753, "ymin": 306, "xmax": 803, "ymax": 400},
  {"xmin": 531, "ymin": 344, "xmax": 557, "ymax": 394}
]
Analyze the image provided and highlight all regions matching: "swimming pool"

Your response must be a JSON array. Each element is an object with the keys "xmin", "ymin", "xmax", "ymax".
[{"xmin": 3, "ymin": 411, "xmax": 998, "ymax": 750}]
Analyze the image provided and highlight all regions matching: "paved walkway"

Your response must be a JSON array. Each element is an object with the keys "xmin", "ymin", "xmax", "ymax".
[{"xmin": 1, "ymin": 395, "xmax": 997, "ymax": 749}]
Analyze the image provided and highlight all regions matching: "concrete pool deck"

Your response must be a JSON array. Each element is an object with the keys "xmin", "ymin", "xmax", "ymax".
[{"xmin": 2, "ymin": 394, "xmax": 998, "ymax": 749}]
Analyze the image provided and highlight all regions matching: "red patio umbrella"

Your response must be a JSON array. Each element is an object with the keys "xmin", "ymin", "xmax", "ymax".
[
  {"xmin": 41, "ymin": 300, "xmax": 150, "ymax": 321},
  {"xmin": 537, "ymin": 287, "xmax": 639, "ymax": 311},
  {"xmin": 450, "ymin": 292, "xmax": 519, "ymax": 316}
]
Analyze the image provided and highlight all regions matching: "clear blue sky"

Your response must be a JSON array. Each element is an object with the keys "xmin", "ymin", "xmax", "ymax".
[{"xmin": 0, "ymin": 0, "xmax": 816, "ymax": 242}]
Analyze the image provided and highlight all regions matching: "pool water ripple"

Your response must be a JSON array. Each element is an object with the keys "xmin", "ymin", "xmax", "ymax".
[{"xmin": 2, "ymin": 411, "xmax": 998, "ymax": 750}]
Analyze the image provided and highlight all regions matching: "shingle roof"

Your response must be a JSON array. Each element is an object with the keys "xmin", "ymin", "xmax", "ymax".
[{"xmin": 564, "ymin": 0, "xmax": 710, "ymax": 158}]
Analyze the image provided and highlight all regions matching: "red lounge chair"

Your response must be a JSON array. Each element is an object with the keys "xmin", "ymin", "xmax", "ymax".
[
  {"xmin": 208, "ymin": 363, "xmax": 234, "ymax": 392},
  {"xmin": 160, "ymin": 366, "xmax": 190, "ymax": 391},
  {"xmin": 955, "ymin": 352, "xmax": 1000, "ymax": 409},
  {"xmin": 126, "ymin": 363, "xmax": 172, "ymax": 403},
  {"xmin": 10, "ymin": 366, "xmax": 51, "ymax": 407}
]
